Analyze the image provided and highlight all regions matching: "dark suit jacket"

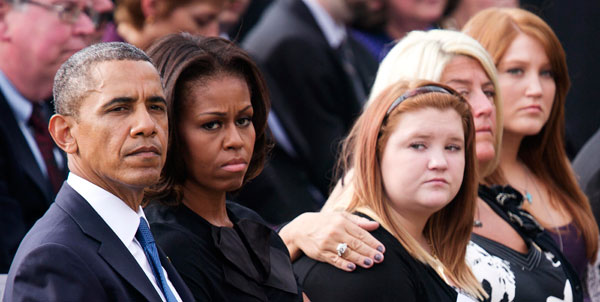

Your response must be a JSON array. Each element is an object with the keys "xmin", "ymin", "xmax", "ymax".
[
  {"xmin": 573, "ymin": 127, "xmax": 600, "ymax": 228},
  {"xmin": 240, "ymin": 0, "xmax": 376, "ymax": 221},
  {"xmin": 0, "ymin": 90, "xmax": 67, "ymax": 272},
  {"xmin": 3, "ymin": 183, "xmax": 194, "ymax": 302}
]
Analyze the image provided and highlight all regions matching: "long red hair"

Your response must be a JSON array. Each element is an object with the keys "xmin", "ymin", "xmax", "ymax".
[
  {"xmin": 339, "ymin": 80, "xmax": 484, "ymax": 298},
  {"xmin": 464, "ymin": 7, "xmax": 598, "ymax": 261}
]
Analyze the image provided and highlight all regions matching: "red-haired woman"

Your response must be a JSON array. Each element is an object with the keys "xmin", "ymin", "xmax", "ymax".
[
  {"xmin": 294, "ymin": 81, "xmax": 485, "ymax": 301},
  {"xmin": 464, "ymin": 8, "xmax": 599, "ymax": 299}
]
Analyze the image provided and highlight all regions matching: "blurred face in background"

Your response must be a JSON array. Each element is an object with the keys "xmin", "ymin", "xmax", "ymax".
[
  {"xmin": 151, "ymin": 1, "xmax": 223, "ymax": 38},
  {"xmin": 219, "ymin": 0, "xmax": 250, "ymax": 31},
  {"xmin": 440, "ymin": 55, "xmax": 497, "ymax": 165},
  {"xmin": 89, "ymin": 0, "xmax": 115, "ymax": 43},
  {"xmin": 497, "ymin": 34, "xmax": 555, "ymax": 137},
  {"xmin": 0, "ymin": 0, "xmax": 95, "ymax": 100},
  {"xmin": 388, "ymin": 0, "xmax": 447, "ymax": 26},
  {"xmin": 455, "ymin": 0, "xmax": 518, "ymax": 20}
]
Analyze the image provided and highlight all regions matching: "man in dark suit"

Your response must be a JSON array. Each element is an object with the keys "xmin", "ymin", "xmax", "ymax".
[
  {"xmin": 4, "ymin": 42, "xmax": 194, "ymax": 301},
  {"xmin": 0, "ymin": 0, "xmax": 96, "ymax": 272},
  {"xmin": 239, "ymin": 0, "xmax": 377, "ymax": 222},
  {"xmin": 0, "ymin": 0, "xmax": 114, "ymax": 272}
]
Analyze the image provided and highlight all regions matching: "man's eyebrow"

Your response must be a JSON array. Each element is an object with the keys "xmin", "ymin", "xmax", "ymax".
[
  {"xmin": 148, "ymin": 96, "xmax": 167, "ymax": 105},
  {"xmin": 101, "ymin": 97, "xmax": 134, "ymax": 110}
]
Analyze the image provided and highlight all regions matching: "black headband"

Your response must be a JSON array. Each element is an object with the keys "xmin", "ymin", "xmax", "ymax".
[{"xmin": 386, "ymin": 85, "xmax": 456, "ymax": 116}]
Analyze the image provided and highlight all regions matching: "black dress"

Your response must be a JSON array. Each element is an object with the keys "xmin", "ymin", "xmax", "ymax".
[
  {"xmin": 293, "ymin": 214, "xmax": 458, "ymax": 302},
  {"xmin": 144, "ymin": 201, "xmax": 302, "ymax": 302}
]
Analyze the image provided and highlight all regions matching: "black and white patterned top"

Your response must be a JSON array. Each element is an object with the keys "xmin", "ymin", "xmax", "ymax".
[
  {"xmin": 467, "ymin": 185, "xmax": 584, "ymax": 302},
  {"xmin": 468, "ymin": 233, "xmax": 572, "ymax": 301}
]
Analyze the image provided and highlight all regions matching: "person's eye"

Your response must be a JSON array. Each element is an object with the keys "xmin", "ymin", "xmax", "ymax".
[
  {"xmin": 202, "ymin": 121, "xmax": 222, "ymax": 130},
  {"xmin": 540, "ymin": 69, "xmax": 554, "ymax": 78},
  {"xmin": 59, "ymin": 2, "xmax": 81, "ymax": 19},
  {"xmin": 483, "ymin": 89, "xmax": 496, "ymax": 98},
  {"xmin": 457, "ymin": 90, "xmax": 470, "ymax": 98},
  {"xmin": 506, "ymin": 68, "xmax": 523, "ymax": 76},
  {"xmin": 150, "ymin": 104, "xmax": 166, "ymax": 112},
  {"xmin": 446, "ymin": 144, "xmax": 462, "ymax": 152},
  {"xmin": 194, "ymin": 15, "xmax": 215, "ymax": 27},
  {"xmin": 108, "ymin": 106, "xmax": 127, "ymax": 113},
  {"xmin": 409, "ymin": 143, "xmax": 426, "ymax": 150},
  {"xmin": 236, "ymin": 117, "xmax": 252, "ymax": 127}
]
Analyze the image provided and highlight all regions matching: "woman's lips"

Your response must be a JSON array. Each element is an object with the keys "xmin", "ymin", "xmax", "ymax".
[
  {"xmin": 221, "ymin": 159, "xmax": 247, "ymax": 172},
  {"xmin": 520, "ymin": 104, "xmax": 543, "ymax": 113}
]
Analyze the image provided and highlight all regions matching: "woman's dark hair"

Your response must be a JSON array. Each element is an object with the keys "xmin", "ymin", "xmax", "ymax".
[{"xmin": 144, "ymin": 33, "xmax": 270, "ymax": 204}]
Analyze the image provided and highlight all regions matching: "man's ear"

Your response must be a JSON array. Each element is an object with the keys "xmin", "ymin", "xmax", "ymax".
[
  {"xmin": 49, "ymin": 114, "xmax": 78, "ymax": 154},
  {"xmin": 0, "ymin": 1, "xmax": 12, "ymax": 42},
  {"xmin": 140, "ymin": 0, "xmax": 158, "ymax": 20}
]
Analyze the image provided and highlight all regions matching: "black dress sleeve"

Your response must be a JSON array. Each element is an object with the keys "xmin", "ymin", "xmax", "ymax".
[
  {"xmin": 296, "ymin": 256, "xmax": 418, "ymax": 302},
  {"xmin": 294, "ymin": 218, "xmax": 458, "ymax": 302}
]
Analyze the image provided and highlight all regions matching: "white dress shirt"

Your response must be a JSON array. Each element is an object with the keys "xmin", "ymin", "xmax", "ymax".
[
  {"xmin": 67, "ymin": 173, "xmax": 182, "ymax": 302},
  {"xmin": 302, "ymin": 0, "xmax": 347, "ymax": 48}
]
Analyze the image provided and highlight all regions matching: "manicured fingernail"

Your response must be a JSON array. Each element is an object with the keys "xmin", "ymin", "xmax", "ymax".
[
  {"xmin": 347, "ymin": 263, "xmax": 356, "ymax": 270},
  {"xmin": 374, "ymin": 254, "xmax": 383, "ymax": 262},
  {"xmin": 364, "ymin": 258, "xmax": 372, "ymax": 266},
  {"xmin": 377, "ymin": 245, "xmax": 384, "ymax": 253}
]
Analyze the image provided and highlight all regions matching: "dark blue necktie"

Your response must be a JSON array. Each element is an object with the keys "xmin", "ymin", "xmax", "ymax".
[{"xmin": 136, "ymin": 217, "xmax": 178, "ymax": 302}]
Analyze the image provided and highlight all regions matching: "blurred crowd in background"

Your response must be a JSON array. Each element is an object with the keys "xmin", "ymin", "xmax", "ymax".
[{"xmin": 1, "ymin": 0, "xmax": 600, "ymax": 298}]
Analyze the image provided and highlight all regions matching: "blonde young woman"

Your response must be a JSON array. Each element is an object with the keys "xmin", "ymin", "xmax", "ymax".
[
  {"xmin": 282, "ymin": 29, "xmax": 585, "ymax": 301},
  {"xmin": 294, "ymin": 80, "xmax": 484, "ymax": 301},
  {"xmin": 464, "ymin": 7, "xmax": 600, "ymax": 300}
]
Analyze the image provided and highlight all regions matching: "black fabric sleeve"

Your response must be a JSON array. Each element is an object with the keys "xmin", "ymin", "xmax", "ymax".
[
  {"xmin": 295, "ymin": 256, "xmax": 417, "ymax": 302},
  {"xmin": 151, "ymin": 223, "xmax": 216, "ymax": 301}
]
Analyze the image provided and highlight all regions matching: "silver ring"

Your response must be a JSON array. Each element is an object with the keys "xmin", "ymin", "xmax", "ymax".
[{"xmin": 336, "ymin": 243, "xmax": 348, "ymax": 257}]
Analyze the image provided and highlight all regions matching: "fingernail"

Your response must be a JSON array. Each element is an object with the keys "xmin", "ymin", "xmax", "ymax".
[
  {"xmin": 374, "ymin": 254, "xmax": 382, "ymax": 262},
  {"xmin": 364, "ymin": 258, "xmax": 372, "ymax": 266},
  {"xmin": 377, "ymin": 245, "xmax": 384, "ymax": 253},
  {"xmin": 347, "ymin": 263, "xmax": 356, "ymax": 270}
]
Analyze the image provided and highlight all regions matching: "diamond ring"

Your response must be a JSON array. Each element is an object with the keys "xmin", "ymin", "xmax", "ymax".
[{"xmin": 336, "ymin": 243, "xmax": 348, "ymax": 257}]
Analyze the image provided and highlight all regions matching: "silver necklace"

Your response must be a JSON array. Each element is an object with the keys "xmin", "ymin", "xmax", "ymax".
[
  {"xmin": 522, "ymin": 164, "xmax": 564, "ymax": 252},
  {"xmin": 474, "ymin": 202, "xmax": 483, "ymax": 228},
  {"xmin": 522, "ymin": 165, "xmax": 534, "ymax": 204}
]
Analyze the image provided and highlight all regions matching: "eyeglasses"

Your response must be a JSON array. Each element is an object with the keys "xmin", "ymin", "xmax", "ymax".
[
  {"xmin": 385, "ymin": 85, "xmax": 457, "ymax": 116},
  {"xmin": 85, "ymin": 9, "xmax": 113, "ymax": 30},
  {"xmin": 21, "ymin": 0, "xmax": 111, "ymax": 29}
]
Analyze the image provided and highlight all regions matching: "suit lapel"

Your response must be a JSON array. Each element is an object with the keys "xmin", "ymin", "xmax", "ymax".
[
  {"xmin": 0, "ymin": 92, "xmax": 54, "ymax": 202},
  {"xmin": 56, "ymin": 184, "xmax": 163, "ymax": 302}
]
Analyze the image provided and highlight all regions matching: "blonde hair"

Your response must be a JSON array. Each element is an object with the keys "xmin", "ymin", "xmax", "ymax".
[
  {"xmin": 369, "ymin": 29, "xmax": 502, "ymax": 177},
  {"xmin": 464, "ymin": 7, "xmax": 598, "ymax": 261},
  {"xmin": 340, "ymin": 80, "xmax": 485, "ymax": 299}
]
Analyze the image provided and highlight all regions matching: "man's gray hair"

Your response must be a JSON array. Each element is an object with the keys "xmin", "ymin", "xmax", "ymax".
[{"xmin": 53, "ymin": 42, "xmax": 154, "ymax": 116}]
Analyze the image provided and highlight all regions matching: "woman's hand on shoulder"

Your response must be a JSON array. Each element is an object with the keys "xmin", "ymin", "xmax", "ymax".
[{"xmin": 279, "ymin": 211, "xmax": 385, "ymax": 271}]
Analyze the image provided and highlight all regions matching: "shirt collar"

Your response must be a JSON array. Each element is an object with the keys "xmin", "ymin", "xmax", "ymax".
[
  {"xmin": 67, "ymin": 172, "xmax": 146, "ymax": 247},
  {"xmin": 0, "ymin": 69, "xmax": 33, "ymax": 124},
  {"xmin": 302, "ymin": 0, "xmax": 347, "ymax": 48}
]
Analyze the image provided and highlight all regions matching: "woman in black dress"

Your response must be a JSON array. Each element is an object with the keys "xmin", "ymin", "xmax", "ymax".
[
  {"xmin": 143, "ymin": 33, "xmax": 301, "ymax": 301},
  {"xmin": 294, "ymin": 80, "xmax": 485, "ymax": 301}
]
